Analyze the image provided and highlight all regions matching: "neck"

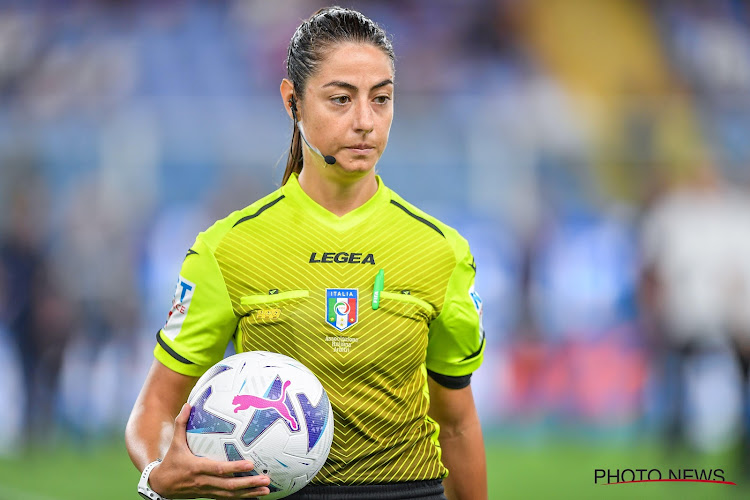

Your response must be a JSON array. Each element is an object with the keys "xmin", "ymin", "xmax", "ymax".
[{"xmin": 297, "ymin": 167, "xmax": 378, "ymax": 217}]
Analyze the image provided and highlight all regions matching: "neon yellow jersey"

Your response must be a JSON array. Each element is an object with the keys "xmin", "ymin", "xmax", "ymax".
[{"xmin": 155, "ymin": 173, "xmax": 485, "ymax": 484}]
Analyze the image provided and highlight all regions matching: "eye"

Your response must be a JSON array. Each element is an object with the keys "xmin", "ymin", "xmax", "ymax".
[
  {"xmin": 373, "ymin": 95, "xmax": 391, "ymax": 104},
  {"xmin": 331, "ymin": 95, "xmax": 350, "ymax": 105}
]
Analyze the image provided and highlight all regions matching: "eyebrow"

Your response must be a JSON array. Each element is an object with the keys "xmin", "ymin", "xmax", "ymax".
[{"xmin": 322, "ymin": 79, "xmax": 394, "ymax": 91}]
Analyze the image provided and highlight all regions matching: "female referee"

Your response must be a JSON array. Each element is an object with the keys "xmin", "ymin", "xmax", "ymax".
[{"xmin": 125, "ymin": 7, "xmax": 487, "ymax": 500}]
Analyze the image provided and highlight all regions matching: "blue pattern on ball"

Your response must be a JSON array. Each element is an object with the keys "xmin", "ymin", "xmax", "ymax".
[
  {"xmin": 297, "ymin": 391, "xmax": 330, "ymax": 452},
  {"xmin": 187, "ymin": 386, "xmax": 235, "ymax": 434}
]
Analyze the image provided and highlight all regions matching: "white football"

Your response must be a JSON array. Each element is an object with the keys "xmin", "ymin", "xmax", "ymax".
[{"xmin": 185, "ymin": 351, "xmax": 334, "ymax": 499}]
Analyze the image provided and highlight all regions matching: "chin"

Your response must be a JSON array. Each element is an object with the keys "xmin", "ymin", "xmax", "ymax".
[{"xmin": 337, "ymin": 158, "xmax": 377, "ymax": 175}]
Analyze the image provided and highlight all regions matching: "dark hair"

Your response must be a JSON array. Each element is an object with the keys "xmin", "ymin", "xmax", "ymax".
[{"xmin": 282, "ymin": 6, "xmax": 395, "ymax": 185}]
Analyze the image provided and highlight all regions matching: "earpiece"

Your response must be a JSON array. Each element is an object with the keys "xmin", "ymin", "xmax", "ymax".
[{"xmin": 289, "ymin": 97, "xmax": 299, "ymax": 122}]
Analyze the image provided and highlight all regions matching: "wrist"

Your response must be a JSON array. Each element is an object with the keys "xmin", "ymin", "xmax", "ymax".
[{"xmin": 138, "ymin": 459, "xmax": 170, "ymax": 500}]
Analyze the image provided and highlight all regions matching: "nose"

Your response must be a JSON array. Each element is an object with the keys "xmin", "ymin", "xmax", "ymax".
[{"xmin": 352, "ymin": 98, "xmax": 374, "ymax": 134}]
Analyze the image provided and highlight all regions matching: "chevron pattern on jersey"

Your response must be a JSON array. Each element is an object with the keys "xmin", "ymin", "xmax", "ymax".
[{"xmin": 213, "ymin": 182, "xmax": 457, "ymax": 484}]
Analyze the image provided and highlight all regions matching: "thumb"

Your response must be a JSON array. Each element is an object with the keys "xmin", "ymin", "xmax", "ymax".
[{"xmin": 172, "ymin": 403, "xmax": 191, "ymax": 450}]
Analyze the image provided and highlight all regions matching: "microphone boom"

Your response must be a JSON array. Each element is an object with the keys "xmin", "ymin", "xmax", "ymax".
[{"xmin": 298, "ymin": 122, "xmax": 337, "ymax": 165}]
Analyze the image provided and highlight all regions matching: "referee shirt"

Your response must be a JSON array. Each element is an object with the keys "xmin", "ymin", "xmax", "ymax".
[{"xmin": 154, "ymin": 173, "xmax": 485, "ymax": 484}]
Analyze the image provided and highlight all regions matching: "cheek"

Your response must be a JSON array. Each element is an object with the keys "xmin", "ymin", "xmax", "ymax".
[
  {"xmin": 310, "ymin": 119, "xmax": 342, "ymax": 147},
  {"xmin": 380, "ymin": 118, "xmax": 393, "ymax": 146},
  {"xmin": 375, "ymin": 107, "xmax": 393, "ymax": 129}
]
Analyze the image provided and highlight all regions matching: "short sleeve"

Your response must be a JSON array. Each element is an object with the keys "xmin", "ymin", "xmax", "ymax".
[
  {"xmin": 154, "ymin": 234, "xmax": 238, "ymax": 377},
  {"xmin": 426, "ymin": 238, "xmax": 485, "ymax": 381}
]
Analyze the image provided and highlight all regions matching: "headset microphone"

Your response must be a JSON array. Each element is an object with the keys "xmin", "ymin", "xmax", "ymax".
[
  {"xmin": 298, "ymin": 122, "xmax": 337, "ymax": 165},
  {"xmin": 289, "ymin": 98, "xmax": 337, "ymax": 165}
]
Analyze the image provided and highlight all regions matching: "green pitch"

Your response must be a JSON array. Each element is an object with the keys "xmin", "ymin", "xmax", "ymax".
[{"xmin": 0, "ymin": 436, "xmax": 747, "ymax": 499}]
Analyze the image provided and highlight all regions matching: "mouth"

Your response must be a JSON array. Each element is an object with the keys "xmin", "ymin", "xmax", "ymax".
[{"xmin": 345, "ymin": 144, "xmax": 375, "ymax": 155}]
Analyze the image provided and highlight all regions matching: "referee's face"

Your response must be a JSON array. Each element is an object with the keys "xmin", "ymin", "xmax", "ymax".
[{"xmin": 301, "ymin": 42, "xmax": 394, "ymax": 177}]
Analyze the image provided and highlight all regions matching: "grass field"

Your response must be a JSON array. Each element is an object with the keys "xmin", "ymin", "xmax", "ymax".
[{"xmin": 0, "ymin": 436, "xmax": 747, "ymax": 499}]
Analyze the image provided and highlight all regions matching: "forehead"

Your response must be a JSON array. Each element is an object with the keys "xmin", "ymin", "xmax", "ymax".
[{"xmin": 309, "ymin": 42, "xmax": 394, "ymax": 88}]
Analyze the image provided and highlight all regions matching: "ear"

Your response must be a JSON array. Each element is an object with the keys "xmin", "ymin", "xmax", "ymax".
[{"xmin": 280, "ymin": 79, "xmax": 297, "ymax": 121}]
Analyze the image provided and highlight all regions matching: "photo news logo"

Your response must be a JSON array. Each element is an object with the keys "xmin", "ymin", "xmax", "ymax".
[{"xmin": 594, "ymin": 468, "xmax": 736, "ymax": 486}]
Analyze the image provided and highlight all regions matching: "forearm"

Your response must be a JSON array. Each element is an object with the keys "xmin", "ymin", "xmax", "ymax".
[
  {"xmin": 125, "ymin": 359, "xmax": 197, "ymax": 472},
  {"xmin": 427, "ymin": 379, "xmax": 488, "ymax": 500},
  {"xmin": 439, "ymin": 412, "xmax": 487, "ymax": 500},
  {"xmin": 125, "ymin": 400, "xmax": 178, "ymax": 471}
]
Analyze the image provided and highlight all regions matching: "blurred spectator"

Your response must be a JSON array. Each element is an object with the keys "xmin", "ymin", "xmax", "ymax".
[
  {"xmin": 725, "ymin": 181, "xmax": 750, "ymax": 466},
  {"xmin": 52, "ymin": 173, "xmax": 142, "ymax": 439},
  {"xmin": 0, "ymin": 177, "xmax": 73, "ymax": 447},
  {"xmin": 640, "ymin": 164, "xmax": 750, "ymax": 461},
  {"xmin": 507, "ymin": 198, "xmax": 644, "ymax": 425},
  {"xmin": 657, "ymin": 0, "xmax": 750, "ymax": 96}
]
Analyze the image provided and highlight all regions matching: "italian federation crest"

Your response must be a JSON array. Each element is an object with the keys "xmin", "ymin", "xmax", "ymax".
[{"xmin": 326, "ymin": 289, "xmax": 358, "ymax": 331}]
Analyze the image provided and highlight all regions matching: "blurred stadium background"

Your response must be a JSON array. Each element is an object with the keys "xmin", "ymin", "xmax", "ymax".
[{"xmin": 2, "ymin": 0, "xmax": 750, "ymax": 498}]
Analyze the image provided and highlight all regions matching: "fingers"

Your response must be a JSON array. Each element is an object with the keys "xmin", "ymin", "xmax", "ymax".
[
  {"xmin": 233, "ymin": 487, "xmax": 272, "ymax": 498},
  {"xmin": 201, "ymin": 486, "xmax": 271, "ymax": 499},
  {"xmin": 222, "ymin": 475, "xmax": 271, "ymax": 491},
  {"xmin": 172, "ymin": 403, "xmax": 191, "ymax": 451},
  {"xmin": 196, "ymin": 456, "xmax": 271, "ymax": 486},
  {"xmin": 175, "ymin": 402, "xmax": 191, "ymax": 427},
  {"xmin": 210, "ymin": 459, "xmax": 260, "ymax": 477},
  {"xmin": 192, "ymin": 469, "xmax": 271, "ymax": 498},
  {"xmin": 158, "ymin": 455, "xmax": 272, "ymax": 498},
  {"xmin": 168, "ymin": 406, "xmax": 273, "ymax": 498},
  {"xmin": 180, "ymin": 483, "xmax": 271, "ymax": 500}
]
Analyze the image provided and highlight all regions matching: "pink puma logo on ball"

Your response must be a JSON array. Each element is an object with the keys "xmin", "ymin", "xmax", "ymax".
[{"xmin": 232, "ymin": 379, "xmax": 299, "ymax": 430}]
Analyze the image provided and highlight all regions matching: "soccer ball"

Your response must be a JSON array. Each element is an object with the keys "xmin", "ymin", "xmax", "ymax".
[{"xmin": 185, "ymin": 351, "xmax": 334, "ymax": 499}]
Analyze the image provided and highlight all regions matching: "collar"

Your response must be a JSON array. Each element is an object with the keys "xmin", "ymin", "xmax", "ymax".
[{"xmin": 282, "ymin": 173, "xmax": 390, "ymax": 231}]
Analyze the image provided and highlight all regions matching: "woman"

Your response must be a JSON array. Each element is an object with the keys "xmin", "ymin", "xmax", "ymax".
[{"xmin": 126, "ymin": 7, "xmax": 487, "ymax": 500}]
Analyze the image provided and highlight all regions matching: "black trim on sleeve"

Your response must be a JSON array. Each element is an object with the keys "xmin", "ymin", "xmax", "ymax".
[
  {"xmin": 185, "ymin": 248, "xmax": 198, "ymax": 258},
  {"xmin": 462, "ymin": 336, "xmax": 485, "ymax": 362},
  {"xmin": 389, "ymin": 200, "xmax": 445, "ymax": 238},
  {"xmin": 156, "ymin": 330, "xmax": 196, "ymax": 365},
  {"xmin": 232, "ymin": 195, "xmax": 286, "ymax": 227},
  {"xmin": 427, "ymin": 369, "xmax": 472, "ymax": 389}
]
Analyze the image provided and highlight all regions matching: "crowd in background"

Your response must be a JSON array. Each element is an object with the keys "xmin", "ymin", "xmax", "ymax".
[{"xmin": 1, "ymin": 0, "xmax": 750, "ymax": 461}]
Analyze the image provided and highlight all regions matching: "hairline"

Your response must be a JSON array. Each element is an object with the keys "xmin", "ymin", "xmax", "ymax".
[
  {"xmin": 294, "ymin": 40, "xmax": 395, "ymax": 98},
  {"xmin": 320, "ymin": 78, "xmax": 394, "ymax": 92}
]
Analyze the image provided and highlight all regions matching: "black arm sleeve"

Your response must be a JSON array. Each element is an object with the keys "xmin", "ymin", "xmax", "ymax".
[{"xmin": 427, "ymin": 369, "xmax": 472, "ymax": 389}]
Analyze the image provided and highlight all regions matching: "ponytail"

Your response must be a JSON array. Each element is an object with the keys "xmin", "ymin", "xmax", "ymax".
[{"xmin": 282, "ymin": 122, "xmax": 303, "ymax": 185}]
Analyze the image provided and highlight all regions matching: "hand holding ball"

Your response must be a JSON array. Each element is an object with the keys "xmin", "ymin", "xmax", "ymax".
[{"xmin": 185, "ymin": 351, "xmax": 334, "ymax": 499}]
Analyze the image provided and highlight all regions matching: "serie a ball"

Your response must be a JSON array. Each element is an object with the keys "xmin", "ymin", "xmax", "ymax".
[{"xmin": 185, "ymin": 351, "xmax": 334, "ymax": 499}]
